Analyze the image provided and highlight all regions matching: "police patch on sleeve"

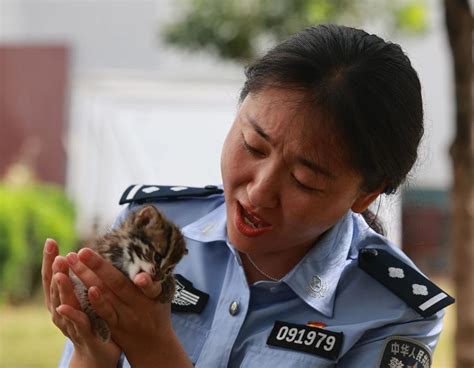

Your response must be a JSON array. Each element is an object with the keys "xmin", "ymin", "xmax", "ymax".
[
  {"xmin": 171, "ymin": 274, "xmax": 209, "ymax": 313},
  {"xmin": 266, "ymin": 320, "xmax": 343, "ymax": 360},
  {"xmin": 378, "ymin": 336, "xmax": 432, "ymax": 368}
]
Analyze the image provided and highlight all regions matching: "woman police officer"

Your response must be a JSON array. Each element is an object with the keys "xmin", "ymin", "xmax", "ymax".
[{"xmin": 42, "ymin": 24, "xmax": 453, "ymax": 367}]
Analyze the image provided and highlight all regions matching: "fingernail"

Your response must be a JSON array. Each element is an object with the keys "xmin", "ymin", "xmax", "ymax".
[
  {"xmin": 136, "ymin": 278, "xmax": 147, "ymax": 287},
  {"xmin": 56, "ymin": 306, "xmax": 69, "ymax": 320},
  {"xmin": 78, "ymin": 248, "xmax": 92, "ymax": 262},
  {"xmin": 66, "ymin": 253, "xmax": 78, "ymax": 265},
  {"xmin": 45, "ymin": 239, "xmax": 55, "ymax": 254},
  {"xmin": 89, "ymin": 287, "xmax": 100, "ymax": 300}
]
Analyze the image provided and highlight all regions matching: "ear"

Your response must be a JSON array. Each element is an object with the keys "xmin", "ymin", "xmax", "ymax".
[
  {"xmin": 351, "ymin": 180, "xmax": 389, "ymax": 213},
  {"xmin": 135, "ymin": 205, "xmax": 161, "ymax": 228},
  {"xmin": 351, "ymin": 191, "xmax": 380, "ymax": 213}
]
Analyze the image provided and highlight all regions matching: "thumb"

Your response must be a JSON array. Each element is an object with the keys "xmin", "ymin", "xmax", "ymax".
[{"xmin": 133, "ymin": 272, "xmax": 162, "ymax": 299}]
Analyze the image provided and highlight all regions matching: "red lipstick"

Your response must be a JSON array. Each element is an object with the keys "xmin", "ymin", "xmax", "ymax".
[{"xmin": 235, "ymin": 202, "xmax": 273, "ymax": 237}]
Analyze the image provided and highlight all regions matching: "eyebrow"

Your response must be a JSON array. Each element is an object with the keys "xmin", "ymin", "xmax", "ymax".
[
  {"xmin": 245, "ymin": 114, "xmax": 336, "ymax": 180},
  {"xmin": 246, "ymin": 114, "xmax": 271, "ymax": 142}
]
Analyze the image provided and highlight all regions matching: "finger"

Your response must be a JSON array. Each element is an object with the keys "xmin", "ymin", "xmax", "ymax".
[
  {"xmin": 50, "ymin": 277, "xmax": 84, "ymax": 341},
  {"xmin": 134, "ymin": 272, "xmax": 162, "ymax": 299},
  {"xmin": 88, "ymin": 286, "xmax": 119, "ymax": 328},
  {"xmin": 52, "ymin": 255, "xmax": 70, "ymax": 275},
  {"xmin": 56, "ymin": 304, "xmax": 92, "ymax": 333},
  {"xmin": 50, "ymin": 279, "xmax": 71, "ymax": 338},
  {"xmin": 50, "ymin": 277, "xmax": 62, "ymax": 313},
  {"xmin": 76, "ymin": 248, "xmax": 140, "ymax": 303},
  {"xmin": 66, "ymin": 252, "xmax": 109, "ymax": 293},
  {"xmin": 42, "ymin": 239, "xmax": 59, "ymax": 309},
  {"xmin": 54, "ymin": 272, "xmax": 81, "ymax": 309},
  {"xmin": 56, "ymin": 304, "xmax": 99, "ymax": 345}
]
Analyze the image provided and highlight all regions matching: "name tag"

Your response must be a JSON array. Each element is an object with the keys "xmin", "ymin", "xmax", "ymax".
[{"xmin": 267, "ymin": 321, "xmax": 343, "ymax": 360}]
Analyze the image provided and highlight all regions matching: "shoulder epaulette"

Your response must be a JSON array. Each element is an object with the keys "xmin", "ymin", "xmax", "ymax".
[
  {"xmin": 358, "ymin": 248, "xmax": 454, "ymax": 318},
  {"xmin": 119, "ymin": 184, "xmax": 223, "ymax": 205}
]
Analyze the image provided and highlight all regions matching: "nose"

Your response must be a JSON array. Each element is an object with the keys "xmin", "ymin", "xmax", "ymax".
[{"xmin": 246, "ymin": 164, "xmax": 280, "ymax": 209}]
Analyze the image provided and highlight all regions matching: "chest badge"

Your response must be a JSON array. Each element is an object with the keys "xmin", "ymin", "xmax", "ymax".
[
  {"xmin": 306, "ymin": 275, "xmax": 327, "ymax": 298},
  {"xmin": 267, "ymin": 320, "xmax": 343, "ymax": 360},
  {"xmin": 306, "ymin": 321, "xmax": 327, "ymax": 328},
  {"xmin": 171, "ymin": 274, "xmax": 209, "ymax": 313}
]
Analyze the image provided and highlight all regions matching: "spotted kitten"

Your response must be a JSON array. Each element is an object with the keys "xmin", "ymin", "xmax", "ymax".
[{"xmin": 70, "ymin": 205, "xmax": 187, "ymax": 342}]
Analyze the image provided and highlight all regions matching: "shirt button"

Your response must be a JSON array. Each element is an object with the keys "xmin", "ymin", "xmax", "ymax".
[{"xmin": 229, "ymin": 301, "xmax": 239, "ymax": 316}]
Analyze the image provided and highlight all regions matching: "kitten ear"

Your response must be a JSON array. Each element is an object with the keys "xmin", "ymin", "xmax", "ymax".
[{"xmin": 135, "ymin": 205, "xmax": 161, "ymax": 228}]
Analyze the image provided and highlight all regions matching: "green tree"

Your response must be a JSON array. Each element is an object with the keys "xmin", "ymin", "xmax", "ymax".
[{"xmin": 164, "ymin": 0, "xmax": 428, "ymax": 62}]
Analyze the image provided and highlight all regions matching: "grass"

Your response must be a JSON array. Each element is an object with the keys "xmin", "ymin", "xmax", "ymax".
[
  {"xmin": 0, "ymin": 280, "xmax": 455, "ymax": 367},
  {"xmin": 0, "ymin": 302, "xmax": 66, "ymax": 368}
]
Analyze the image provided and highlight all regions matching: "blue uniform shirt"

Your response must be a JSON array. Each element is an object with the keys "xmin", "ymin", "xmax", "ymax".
[{"xmin": 59, "ymin": 189, "xmax": 449, "ymax": 367}]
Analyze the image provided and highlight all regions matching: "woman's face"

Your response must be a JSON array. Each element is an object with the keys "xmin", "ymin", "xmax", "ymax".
[{"xmin": 221, "ymin": 88, "xmax": 376, "ymax": 256}]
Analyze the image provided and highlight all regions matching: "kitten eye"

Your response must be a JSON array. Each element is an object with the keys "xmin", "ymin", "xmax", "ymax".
[{"xmin": 154, "ymin": 253, "xmax": 162, "ymax": 264}]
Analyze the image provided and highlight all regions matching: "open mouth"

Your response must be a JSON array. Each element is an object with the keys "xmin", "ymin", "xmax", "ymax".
[
  {"xmin": 241, "ymin": 204, "xmax": 271, "ymax": 228},
  {"xmin": 235, "ymin": 202, "xmax": 273, "ymax": 237}
]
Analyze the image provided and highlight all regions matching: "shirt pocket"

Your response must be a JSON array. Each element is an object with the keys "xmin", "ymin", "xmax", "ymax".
[
  {"xmin": 240, "ymin": 345, "xmax": 335, "ymax": 368},
  {"xmin": 172, "ymin": 314, "xmax": 209, "ymax": 364}
]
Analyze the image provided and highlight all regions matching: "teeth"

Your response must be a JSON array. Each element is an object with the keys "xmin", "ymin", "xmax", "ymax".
[{"xmin": 244, "ymin": 215, "xmax": 258, "ymax": 228}]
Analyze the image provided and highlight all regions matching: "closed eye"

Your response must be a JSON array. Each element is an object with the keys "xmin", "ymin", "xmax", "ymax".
[
  {"xmin": 241, "ymin": 134, "xmax": 265, "ymax": 157},
  {"xmin": 291, "ymin": 174, "xmax": 324, "ymax": 193}
]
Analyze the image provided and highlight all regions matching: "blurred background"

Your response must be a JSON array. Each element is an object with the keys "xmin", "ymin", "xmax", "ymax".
[{"xmin": 0, "ymin": 0, "xmax": 470, "ymax": 367}]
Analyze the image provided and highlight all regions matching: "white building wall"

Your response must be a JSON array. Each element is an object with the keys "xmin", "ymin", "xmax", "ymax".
[{"xmin": 0, "ymin": 0, "xmax": 454, "ymax": 244}]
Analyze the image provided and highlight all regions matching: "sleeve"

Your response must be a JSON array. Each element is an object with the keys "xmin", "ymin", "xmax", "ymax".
[
  {"xmin": 58, "ymin": 339, "xmax": 74, "ymax": 368},
  {"xmin": 337, "ymin": 310, "xmax": 444, "ymax": 368},
  {"xmin": 111, "ymin": 205, "xmax": 135, "ymax": 229},
  {"xmin": 57, "ymin": 339, "xmax": 129, "ymax": 368}
]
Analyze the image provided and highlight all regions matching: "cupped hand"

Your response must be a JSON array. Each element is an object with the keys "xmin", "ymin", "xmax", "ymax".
[
  {"xmin": 65, "ymin": 247, "xmax": 178, "ymax": 366},
  {"xmin": 41, "ymin": 239, "xmax": 121, "ymax": 368}
]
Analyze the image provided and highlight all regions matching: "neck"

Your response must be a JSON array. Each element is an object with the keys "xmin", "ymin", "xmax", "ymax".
[{"xmin": 240, "ymin": 243, "xmax": 312, "ymax": 284}]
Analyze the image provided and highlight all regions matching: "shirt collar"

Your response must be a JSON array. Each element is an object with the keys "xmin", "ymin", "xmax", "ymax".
[
  {"xmin": 181, "ymin": 202, "xmax": 228, "ymax": 243},
  {"xmin": 182, "ymin": 202, "xmax": 355, "ymax": 318},
  {"xmin": 282, "ymin": 211, "xmax": 354, "ymax": 318}
]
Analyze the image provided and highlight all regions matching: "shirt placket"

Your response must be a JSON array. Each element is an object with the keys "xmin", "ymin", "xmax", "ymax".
[{"xmin": 196, "ymin": 251, "xmax": 250, "ymax": 367}]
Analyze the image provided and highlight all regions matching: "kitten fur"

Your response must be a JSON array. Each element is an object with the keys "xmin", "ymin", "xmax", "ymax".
[{"xmin": 70, "ymin": 205, "xmax": 187, "ymax": 342}]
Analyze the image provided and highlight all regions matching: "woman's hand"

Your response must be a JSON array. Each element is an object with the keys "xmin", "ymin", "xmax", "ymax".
[
  {"xmin": 41, "ymin": 239, "xmax": 121, "ymax": 368},
  {"xmin": 65, "ymin": 247, "xmax": 192, "ymax": 368}
]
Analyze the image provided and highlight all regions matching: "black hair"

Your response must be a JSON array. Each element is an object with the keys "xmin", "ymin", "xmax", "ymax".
[{"xmin": 240, "ymin": 24, "xmax": 424, "ymax": 234}]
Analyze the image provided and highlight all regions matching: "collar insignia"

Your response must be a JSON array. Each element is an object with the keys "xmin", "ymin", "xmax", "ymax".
[{"xmin": 306, "ymin": 275, "xmax": 327, "ymax": 298}]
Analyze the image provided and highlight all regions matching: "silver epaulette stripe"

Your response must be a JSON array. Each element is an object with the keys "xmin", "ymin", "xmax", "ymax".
[
  {"xmin": 180, "ymin": 290, "xmax": 199, "ymax": 305},
  {"xmin": 418, "ymin": 292, "xmax": 448, "ymax": 311},
  {"xmin": 126, "ymin": 185, "xmax": 143, "ymax": 200}
]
